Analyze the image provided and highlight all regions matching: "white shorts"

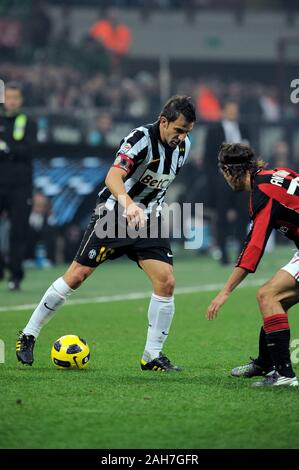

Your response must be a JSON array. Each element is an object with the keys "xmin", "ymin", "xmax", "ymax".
[{"xmin": 281, "ymin": 251, "xmax": 299, "ymax": 282}]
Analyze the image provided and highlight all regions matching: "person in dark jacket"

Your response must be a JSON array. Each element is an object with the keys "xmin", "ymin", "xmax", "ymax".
[
  {"xmin": 203, "ymin": 100, "xmax": 250, "ymax": 265},
  {"xmin": 0, "ymin": 82, "xmax": 37, "ymax": 290}
]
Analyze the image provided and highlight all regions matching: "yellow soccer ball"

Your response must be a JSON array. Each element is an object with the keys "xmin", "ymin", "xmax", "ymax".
[{"xmin": 51, "ymin": 335, "xmax": 90, "ymax": 369}]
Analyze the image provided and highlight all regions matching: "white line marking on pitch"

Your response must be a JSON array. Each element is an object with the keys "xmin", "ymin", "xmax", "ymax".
[{"xmin": 0, "ymin": 278, "xmax": 266, "ymax": 313}]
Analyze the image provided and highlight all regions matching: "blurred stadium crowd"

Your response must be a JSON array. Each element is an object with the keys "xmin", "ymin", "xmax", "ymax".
[
  {"xmin": 0, "ymin": 1, "xmax": 298, "ymax": 122},
  {"xmin": 0, "ymin": 63, "xmax": 288, "ymax": 123}
]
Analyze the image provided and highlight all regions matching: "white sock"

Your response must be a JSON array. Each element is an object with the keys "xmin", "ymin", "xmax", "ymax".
[
  {"xmin": 23, "ymin": 277, "xmax": 74, "ymax": 338},
  {"xmin": 143, "ymin": 293, "xmax": 175, "ymax": 361}
]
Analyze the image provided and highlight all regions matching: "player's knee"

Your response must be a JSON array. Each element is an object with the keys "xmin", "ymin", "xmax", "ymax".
[
  {"xmin": 65, "ymin": 266, "xmax": 93, "ymax": 289},
  {"xmin": 165, "ymin": 274, "xmax": 175, "ymax": 296},
  {"xmin": 256, "ymin": 283, "xmax": 277, "ymax": 307},
  {"xmin": 256, "ymin": 285, "xmax": 269, "ymax": 306},
  {"xmin": 155, "ymin": 273, "xmax": 175, "ymax": 297}
]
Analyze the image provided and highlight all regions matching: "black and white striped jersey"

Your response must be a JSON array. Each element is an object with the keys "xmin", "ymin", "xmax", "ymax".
[{"xmin": 98, "ymin": 121, "xmax": 191, "ymax": 215}]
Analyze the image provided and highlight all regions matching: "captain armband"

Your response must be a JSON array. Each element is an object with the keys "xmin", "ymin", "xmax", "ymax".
[{"xmin": 112, "ymin": 153, "xmax": 135, "ymax": 174}]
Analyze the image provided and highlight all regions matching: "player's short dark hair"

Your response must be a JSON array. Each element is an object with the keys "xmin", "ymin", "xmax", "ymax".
[
  {"xmin": 160, "ymin": 95, "xmax": 196, "ymax": 123},
  {"xmin": 218, "ymin": 143, "xmax": 266, "ymax": 179},
  {"xmin": 6, "ymin": 81, "xmax": 23, "ymax": 94}
]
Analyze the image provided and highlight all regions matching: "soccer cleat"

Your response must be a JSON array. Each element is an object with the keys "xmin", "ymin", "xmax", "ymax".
[
  {"xmin": 16, "ymin": 332, "xmax": 36, "ymax": 366},
  {"xmin": 252, "ymin": 370, "xmax": 298, "ymax": 387},
  {"xmin": 231, "ymin": 357, "xmax": 273, "ymax": 378},
  {"xmin": 141, "ymin": 352, "xmax": 182, "ymax": 372}
]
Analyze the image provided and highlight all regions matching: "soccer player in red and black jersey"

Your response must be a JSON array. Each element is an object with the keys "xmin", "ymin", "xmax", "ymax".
[{"xmin": 207, "ymin": 143, "xmax": 299, "ymax": 387}]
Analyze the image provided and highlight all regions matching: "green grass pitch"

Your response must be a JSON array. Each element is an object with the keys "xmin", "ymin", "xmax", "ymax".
[{"xmin": 1, "ymin": 247, "xmax": 299, "ymax": 449}]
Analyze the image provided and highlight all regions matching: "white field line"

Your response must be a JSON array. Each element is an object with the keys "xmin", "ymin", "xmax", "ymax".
[{"xmin": 0, "ymin": 278, "xmax": 266, "ymax": 313}]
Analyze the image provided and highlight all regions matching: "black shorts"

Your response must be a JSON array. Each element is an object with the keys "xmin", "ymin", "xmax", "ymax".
[{"xmin": 74, "ymin": 208, "xmax": 173, "ymax": 268}]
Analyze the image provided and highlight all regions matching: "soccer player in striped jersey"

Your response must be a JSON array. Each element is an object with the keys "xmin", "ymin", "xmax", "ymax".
[
  {"xmin": 207, "ymin": 143, "xmax": 299, "ymax": 387},
  {"xmin": 16, "ymin": 95, "xmax": 196, "ymax": 371}
]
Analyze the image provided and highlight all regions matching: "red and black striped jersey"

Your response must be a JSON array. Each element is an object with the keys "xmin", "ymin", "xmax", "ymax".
[{"xmin": 236, "ymin": 167, "xmax": 299, "ymax": 272}]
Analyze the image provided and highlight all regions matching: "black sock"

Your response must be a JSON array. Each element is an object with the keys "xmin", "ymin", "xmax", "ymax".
[
  {"xmin": 265, "ymin": 329, "xmax": 295, "ymax": 378},
  {"xmin": 257, "ymin": 327, "xmax": 273, "ymax": 369}
]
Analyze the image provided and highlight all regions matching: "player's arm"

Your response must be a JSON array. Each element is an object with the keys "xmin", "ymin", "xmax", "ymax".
[
  {"xmin": 105, "ymin": 158, "xmax": 145, "ymax": 228},
  {"xmin": 206, "ymin": 197, "xmax": 276, "ymax": 320},
  {"xmin": 105, "ymin": 166, "xmax": 133, "ymax": 209},
  {"xmin": 206, "ymin": 267, "xmax": 249, "ymax": 320},
  {"xmin": 105, "ymin": 129, "xmax": 148, "ymax": 227}
]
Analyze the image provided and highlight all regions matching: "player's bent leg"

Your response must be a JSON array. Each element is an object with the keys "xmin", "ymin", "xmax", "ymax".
[
  {"xmin": 252, "ymin": 269, "xmax": 299, "ymax": 386},
  {"xmin": 232, "ymin": 269, "xmax": 299, "ymax": 380},
  {"xmin": 256, "ymin": 270, "xmax": 299, "ymax": 318},
  {"xmin": 138, "ymin": 259, "xmax": 181, "ymax": 372},
  {"xmin": 16, "ymin": 261, "xmax": 95, "ymax": 366}
]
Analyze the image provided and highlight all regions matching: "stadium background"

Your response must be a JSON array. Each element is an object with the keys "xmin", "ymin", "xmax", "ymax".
[{"xmin": 1, "ymin": 0, "xmax": 299, "ymax": 450}]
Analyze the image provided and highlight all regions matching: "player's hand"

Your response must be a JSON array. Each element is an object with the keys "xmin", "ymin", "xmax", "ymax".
[
  {"xmin": 126, "ymin": 203, "xmax": 146, "ymax": 229},
  {"xmin": 206, "ymin": 291, "xmax": 229, "ymax": 320}
]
